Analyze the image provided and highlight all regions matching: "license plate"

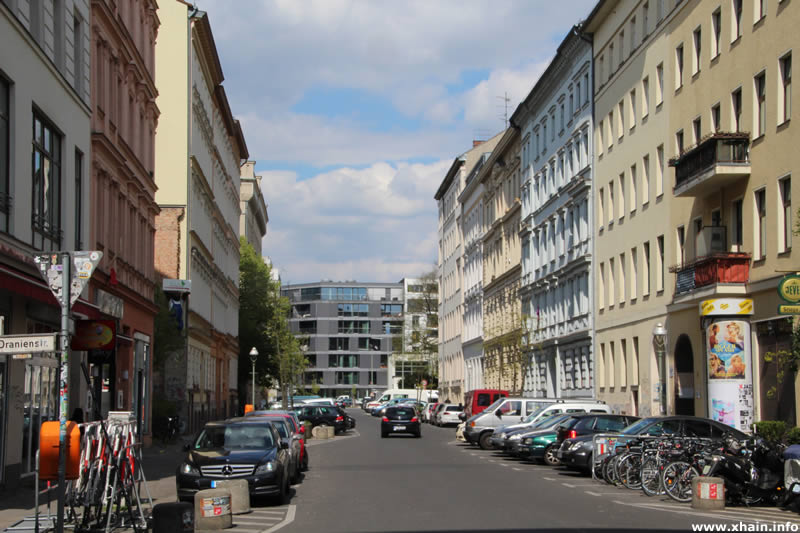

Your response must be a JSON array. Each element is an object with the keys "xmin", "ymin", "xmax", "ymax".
[
  {"xmin": 394, "ymin": 425, "xmax": 406, "ymax": 430},
  {"xmin": 211, "ymin": 480, "xmax": 217, "ymax": 488},
  {"xmin": 702, "ymin": 465, "xmax": 711, "ymax": 475}
]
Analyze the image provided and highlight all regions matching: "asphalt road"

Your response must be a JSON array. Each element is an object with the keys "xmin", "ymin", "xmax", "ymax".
[{"xmin": 280, "ymin": 408, "xmax": 800, "ymax": 533}]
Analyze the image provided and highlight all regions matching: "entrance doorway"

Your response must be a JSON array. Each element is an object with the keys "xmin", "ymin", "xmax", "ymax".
[
  {"xmin": 0, "ymin": 356, "xmax": 5, "ymax": 483},
  {"xmin": 674, "ymin": 334, "xmax": 695, "ymax": 415}
]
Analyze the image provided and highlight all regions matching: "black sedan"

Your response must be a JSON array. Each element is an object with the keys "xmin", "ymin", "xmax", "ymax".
[
  {"xmin": 381, "ymin": 406, "xmax": 421, "ymax": 438},
  {"xmin": 293, "ymin": 404, "xmax": 347, "ymax": 433},
  {"xmin": 176, "ymin": 417, "xmax": 291, "ymax": 504},
  {"xmin": 557, "ymin": 415, "xmax": 748, "ymax": 472}
]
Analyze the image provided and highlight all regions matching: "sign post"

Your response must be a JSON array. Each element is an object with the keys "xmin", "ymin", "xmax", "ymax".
[{"xmin": 34, "ymin": 251, "xmax": 102, "ymax": 533}]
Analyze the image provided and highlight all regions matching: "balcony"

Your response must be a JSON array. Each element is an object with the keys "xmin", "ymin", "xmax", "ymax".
[
  {"xmin": 670, "ymin": 133, "xmax": 751, "ymax": 197},
  {"xmin": 670, "ymin": 252, "xmax": 751, "ymax": 297}
]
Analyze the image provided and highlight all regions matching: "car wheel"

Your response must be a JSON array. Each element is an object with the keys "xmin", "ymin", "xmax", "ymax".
[
  {"xmin": 479, "ymin": 432, "xmax": 492, "ymax": 450},
  {"xmin": 381, "ymin": 431, "xmax": 388, "ymax": 438},
  {"xmin": 274, "ymin": 472, "xmax": 290, "ymax": 506},
  {"xmin": 543, "ymin": 443, "xmax": 561, "ymax": 466},
  {"xmin": 414, "ymin": 431, "xmax": 421, "ymax": 438},
  {"xmin": 291, "ymin": 459, "xmax": 302, "ymax": 484}
]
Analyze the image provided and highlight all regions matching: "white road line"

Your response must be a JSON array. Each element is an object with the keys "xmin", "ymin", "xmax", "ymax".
[
  {"xmin": 500, "ymin": 463, "xmax": 509, "ymax": 467},
  {"xmin": 236, "ymin": 516, "xmax": 281, "ymax": 522},
  {"xmin": 543, "ymin": 476, "xmax": 557, "ymax": 481},
  {"xmin": 250, "ymin": 510, "xmax": 286, "ymax": 515},
  {"xmin": 562, "ymin": 483, "xmax": 576, "ymax": 488},
  {"xmin": 513, "ymin": 468, "xmax": 524, "ymax": 471},
  {"xmin": 611, "ymin": 499, "xmax": 798, "ymax": 525},
  {"xmin": 262, "ymin": 505, "xmax": 296, "ymax": 533},
  {"xmin": 585, "ymin": 491, "xmax": 603, "ymax": 496}
]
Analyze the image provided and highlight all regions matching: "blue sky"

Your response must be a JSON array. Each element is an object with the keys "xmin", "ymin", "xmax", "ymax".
[{"xmin": 202, "ymin": 0, "xmax": 597, "ymax": 283}]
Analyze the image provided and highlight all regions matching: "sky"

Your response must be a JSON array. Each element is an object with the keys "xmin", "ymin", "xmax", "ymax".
[{"xmin": 201, "ymin": 0, "xmax": 597, "ymax": 284}]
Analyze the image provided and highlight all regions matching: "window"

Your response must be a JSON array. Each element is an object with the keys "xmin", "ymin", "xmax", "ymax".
[
  {"xmin": 610, "ymin": 43, "xmax": 615, "ymax": 74},
  {"xmin": 656, "ymin": 235, "xmax": 665, "ymax": 292},
  {"xmin": 620, "ymin": 339, "xmax": 628, "ymax": 387},
  {"xmin": 656, "ymin": 144, "xmax": 664, "ymax": 197},
  {"xmin": 607, "ymin": 111, "xmax": 614, "ymax": 149},
  {"xmin": 330, "ymin": 338, "xmax": 348, "ymax": 351},
  {"xmin": 599, "ymin": 55, "xmax": 605, "ymax": 86},
  {"xmin": 618, "ymin": 173, "xmax": 625, "ymax": 220},
  {"xmin": 0, "ymin": 77, "xmax": 8, "ymax": 232},
  {"xmin": 629, "ymin": 89, "xmax": 636, "ymax": 129},
  {"xmin": 630, "ymin": 247, "xmax": 638, "ymax": 300},
  {"xmin": 656, "ymin": 63, "xmax": 664, "ymax": 105},
  {"xmin": 693, "ymin": 117, "xmax": 702, "ymax": 144},
  {"xmin": 675, "ymin": 44, "xmax": 684, "ymax": 89},
  {"xmin": 780, "ymin": 177, "xmax": 791, "ymax": 252},
  {"xmin": 599, "ymin": 344, "xmax": 606, "ymax": 387},
  {"xmin": 642, "ymin": 77, "xmax": 650, "ymax": 117},
  {"xmin": 560, "ymin": 103, "xmax": 565, "ymax": 131},
  {"xmin": 733, "ymin": 0, "xmax": 743, "ymax": 40},
  {"xmin": 712, "ymin": 9, "xmax": 722, "ymax": 59},
  {"xmin": 619, "ymin": 31, "xmax": 625, "ymax": 64},
  {"xmin": 755, "ymin": 72, "xmax": 767, "ymax": 137},
  {"xmin": 712, "ymin": 103, "xmax": 721, "ymax": 132},
  {"xmin": 576, "ymin": 82, "xmax": 581, "ymax": 109},
  {"xmin": 619, "ymin": 252, "xmax": 626, "ymax": 304},
  {"xmin": 643, "ymin": 241, "xmax": 651, "ymax": 295},
  {"xmin": 618, "ymin": 101, "xmax": 625, "ymax": 139},
  {"xmin": 73, "ymin": 15, "xmax": 83, "ymax": 95},
  {"xmin": 756, "ymin": 0, "xmax": 767, "ymax": 21},
  {"xmin": 677, "ymin": 225, "xmax": 686, "ymax": 264},
  {"xmin": 609, "ymin": 257, "xmax": 616, "ymax": 308},
  {"xmin": 32, "ymin": 112, "xmax": 62, "ymax": 251},
  {"xmin": 551, "ymin": 114, "xmax": 555, "ymax": 141},
  {"xmin": 732, "ymin": 87, "xmax": 742, "ymax": 131},
  {"xmin": 676, "ymin": 129, "xmax": 684, "ymax": 155},
  {"xmin": 630, "ymin": 164, "xmax": 637, "ymax": 213},
  {"xmin": 732, "ymin": 198, "xmax": 744, "ymax": 248},
  {"xmin": 569, "ymin": 93, "xmax": 574, "ymax": 117},
  {"xmin": 599, "ymin": 262, "xmax": 605, "ymax": 309},
  {"xmin": 756, "ymin": 188, "xmax": 767, "ymax": 259},
  {"xmin": 657, "ymin": 0, "xmax": 664, "ymax": 22},
  {"xmin": 642, "ymin": 2, "xmax": 649, "ymax": 36},
  {"xmin": 75, "ymin": 149, "xmax": 83, "ymax": 249},
  {"xmin": 630, "ymin": 17, "xmax": 637, "ymax": 51},
  {"xmin": 693, "ymin": 27, "xmax": 701, "ymax": 75},
  {"xmin": 584, "ymin": 73, "xmax": 590, "ymax": 102},
  {"xmin": 608, "ymin": 181, "xmax": 615, "ymax": 225},
  {"xmin": 597, "ymin": 120, "xmax": 604, "ymax": 155},
  {"xmin": 781, "ymin": 53, "xmax": 792, "ymax": 124},
  {"xmin": 599, "ymin": 187, "xmax": 605, "ymax": 228},
  {"xmin": 608, "ymin": 341, "xmax": 615, "ymax": 388},
  {"xmin": 642, "ymin": 154, "xmax": 650, "ymax": 205}
]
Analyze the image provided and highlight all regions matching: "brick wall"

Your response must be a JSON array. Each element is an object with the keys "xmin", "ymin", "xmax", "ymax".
[{"xmin": 154, "ymin": 207, "xmax": 184, "ymax": 278}]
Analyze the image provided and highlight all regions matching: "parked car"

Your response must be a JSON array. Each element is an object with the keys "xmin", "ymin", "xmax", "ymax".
[
  {"xmin": 245, "ymin": 410, "xmax": 309, "ymax": 471},
  {"xmin": 381, "ymin": 406, "xmax": 421, "ymax": 438},
  {"xmin": 557, "ymin": 415, "xmax": 748, "ymax": 473},
  {"xmin": 176, "ymin": 417, "xmax": 291, "ymax": 504},
  {"xmin": 265, "ymin": 418, "xmax": 302, "ymax": 484},
  {"xmin": 490, "ymin": 412, "xmax": 573, "ymax": 451},
  {"xmin": 437, "ymin": 404, "xmax": 464, "ymax": 426},
  {"xmin": 336, "ymin": 406, "xmax": 356, "ymax": 429},
  {"xmin": 293, "ymin": 404, "xmax": 347, "ymax": 434},
  {"xmin": 461, "ymin": 389, "xmax": 509, "ymax": 421},
  {"xmin": 431, "ymin": 402, "xmax": 450, "ymax": 425},
  {"xmin": 422, "ymin": 403, "xmax": 438, "ymax": 423}
]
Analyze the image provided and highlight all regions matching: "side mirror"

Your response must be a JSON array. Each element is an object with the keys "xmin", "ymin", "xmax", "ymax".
[
  {"xmin": 280, "ymin": 440, "xmax": 289, "ymax": 450},
  {"xmin": 495, "ymin": 410, "xmax": 502, "ymax": 418},
  {"xmin": 298, "ymin": 426, "xmax": 305, "ymax": 434}
]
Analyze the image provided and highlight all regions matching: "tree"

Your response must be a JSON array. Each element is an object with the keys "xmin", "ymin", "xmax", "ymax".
[
  {"xmin": 152, "ymin": 283, "xmax": 185, "ymax": 372},
  {"xmin": 397, "ymin": 269, "xmax": 440, "ymax": 388}
]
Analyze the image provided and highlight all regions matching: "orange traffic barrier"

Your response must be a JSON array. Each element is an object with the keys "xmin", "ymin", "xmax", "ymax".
[
  {"xmin": 244, "ymin": 404, "xmax": 254, "ymax": 414},
  {"xmin": 39, "ymin": 421, "xmax": 80, "ymax": 480}
]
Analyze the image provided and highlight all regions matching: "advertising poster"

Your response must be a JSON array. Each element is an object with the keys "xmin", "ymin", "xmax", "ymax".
[{"xmin": 705, "ymin": 318, "xmax": 753, "ymax": 431}]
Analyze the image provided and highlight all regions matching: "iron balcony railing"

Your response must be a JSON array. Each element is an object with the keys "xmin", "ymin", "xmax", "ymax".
[
  {"xmin": 670, "ymin": 132, "xmax": 750, "ymax": 191},
  {"xmin": 670, "ymin": 252, "xmax": 751, "ymax": 296}
]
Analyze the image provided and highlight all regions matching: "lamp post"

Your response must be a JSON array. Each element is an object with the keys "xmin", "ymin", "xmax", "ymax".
[
  {"xmin": 249, "ymin": 347, "xmax": 258, "ymax": 407},
  {"xmin": 652, "ymin": 323, "xmax": 668, "ymax": 415}
]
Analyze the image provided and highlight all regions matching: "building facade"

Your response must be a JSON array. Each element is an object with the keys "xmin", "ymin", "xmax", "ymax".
[
  {"xmin": 154, "ymin": 3, "xmax": 247, "ymax": 433},
  {"xmin": 0, "ymin": 0, "xmax": 92, "ymax": 486},
  {"xmin": 88, "ymin": 0, "xmax": 160, "ymax": 441},
  {"xmin": 480, "ymin": 128, "xmax": 523, "ymax": 393},
  {"xmin": 435, "ymin": 137, "xmax": 502, "ymax": 403},
  {"xmin": 283, "ymin": 282, "xmax": 403, "ymax": 398},
  {"xmin": 239, "ymin": 160, "xmax": 268, "ymax": 255},
  {"xmin": 665, "ymin": 0, "xmax": 798, "ymax": 427},
  {"xmin": 586, "ymin": 0, "xmax": 685, "ymax": 416},
  {"xmin": 514, "ymin": 28, "xmax": 594, "ymax": 400}
]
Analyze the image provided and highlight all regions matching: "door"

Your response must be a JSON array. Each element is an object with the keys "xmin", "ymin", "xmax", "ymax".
[
  {"xmin": 674, "ymin": 334, "xmax": 695, "ymax": 415},
  {"xmin": 0, "ymin": 356, "xmax": 5, "ymax": 484}
]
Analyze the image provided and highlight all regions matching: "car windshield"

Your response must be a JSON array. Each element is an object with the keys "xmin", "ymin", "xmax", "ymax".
[
  {"xmin": 621, "ymin": 417, "xmax": 661, "ymax": 435},
  {"xmin": 524, "ymin": 404, "xmax": 559, "ymax": 421},
  {"xmin": 532, "ymin": 413, "xmax": 571, "ymax": 429},
  {"xmin": 194, "ymin": 424, "xmax": 275, "ymax": 450},
  {"xmin": 446, "ymin": 406, "xmax": 461, "ymax": 412},
  {"xmin": 482, "ymin": 398, "xmax": 506, "ymax": 413}
]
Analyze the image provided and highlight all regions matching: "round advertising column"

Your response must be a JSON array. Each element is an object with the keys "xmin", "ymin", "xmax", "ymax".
[{"xmin": 700, "ymin": 298, "xmax": 754, "ymax": 433}]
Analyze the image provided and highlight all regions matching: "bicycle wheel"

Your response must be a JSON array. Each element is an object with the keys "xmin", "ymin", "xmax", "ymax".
[
  {"xmin": 604, "ymin": 455, "xmax": 621, "ymax": 486},
  {"xmin": 640, "ymin": 457, "xmax": 665, "ymax": 496},
  {"xmin": 662, "ymin": 461, "xmax": 698, "ymax": 503},
  {"xmin": 618, "ymin": 453, "xmax": 643, "ymax": 490}
]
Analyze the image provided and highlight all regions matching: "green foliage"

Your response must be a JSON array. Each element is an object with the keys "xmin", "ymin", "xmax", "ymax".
[
  {"xmin": 762, "ymin": 319, "xmax": 800, "ymax": 400},
  {"xmin": 752, "ymin": 420, "xmax": 787, "ymax": 444},
  {"xmin": 787, "ymin": 427, "xmax": 800, "ymax": 445},
  {"xmin": 311, "ymin": 380, "xmax": 321, "ymax": 396},
  {"xmin": 152, "ymin": 283, "xmax": 185, "ymax": 371}
]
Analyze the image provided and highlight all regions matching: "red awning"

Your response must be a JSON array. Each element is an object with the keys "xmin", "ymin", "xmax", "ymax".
[{"xmin": 0, "ymin": 263, "xmax": 104, "ymax": 319}]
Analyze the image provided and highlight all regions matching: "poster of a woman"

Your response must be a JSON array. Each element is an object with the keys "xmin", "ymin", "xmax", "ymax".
[{"xmin": 707, "ymin": 320, "xmax": 747, "ymax": 380}]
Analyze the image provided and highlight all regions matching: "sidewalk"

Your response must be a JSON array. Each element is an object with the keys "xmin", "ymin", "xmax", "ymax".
[{"xmin": 0, "ymin": 440, "xmax": 187, "ymax": 531}]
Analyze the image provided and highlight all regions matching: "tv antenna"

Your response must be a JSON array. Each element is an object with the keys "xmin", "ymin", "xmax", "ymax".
[{"xmin": 497, "ymin": 92, "xmax": 511, "ymax": 129}]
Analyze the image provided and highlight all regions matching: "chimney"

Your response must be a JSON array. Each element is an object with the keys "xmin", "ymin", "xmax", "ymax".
[{"xmin": 473, "ymin": 140, "xmax": 484, "ymax": 148}]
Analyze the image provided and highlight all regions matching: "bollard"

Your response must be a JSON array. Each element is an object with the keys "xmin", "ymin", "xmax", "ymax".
[
  {"xmin": 325, "ymin": 425, "xmax": 335, "ymax": 439},
  {"xmin": 214, "ymin": 479, "xmax": 250, "ymax": 515},
  {"xmin": 304, "ymin": 421, "xmax": 313, "ymax": 439},
  {"xmin": 691, "ymin": 476, "xmax": 725, "ymax": 510},
  {"xmin": 194, "ymin": 488, "xmax": 233, "ymax": 530},
  {"xmin": 153, "ymin": 502, "xmax": 194, "ymax": 533},
  {"xmin": 312, "ymin": 425, "xmax": 328, "ymax": 439}
]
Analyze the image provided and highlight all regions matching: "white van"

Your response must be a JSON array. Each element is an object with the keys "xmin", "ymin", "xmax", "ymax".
[{"xmin": 365, "ymin": 389, "xmax": 438, "ymax": 410}]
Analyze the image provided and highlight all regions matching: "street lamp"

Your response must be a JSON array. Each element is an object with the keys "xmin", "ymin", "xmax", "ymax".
[
  {"xmin": 249, "ymin": 347, "xmax": 258, "ymax": 407},
  {"xmin": 652, "ymin": 323, "xmax": 668, "ymax": 415}
]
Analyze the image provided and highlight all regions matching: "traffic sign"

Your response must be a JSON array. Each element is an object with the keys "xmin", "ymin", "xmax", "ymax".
[
  {"xmin": 34, "ymin": 251, "xmax": 102, "ymax": 306},
  {"xmin": 0, "ymin": 333, "xmax": 57, "ymax": 354}
]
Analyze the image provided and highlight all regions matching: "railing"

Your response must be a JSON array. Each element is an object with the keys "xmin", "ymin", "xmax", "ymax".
[
  {"xmin": 670, "ymin": 252, "xmax": 751, "ymax": 296},
  {"xmin": 670, "ymin": 133, "xmax": 750, "ymax": 190}
]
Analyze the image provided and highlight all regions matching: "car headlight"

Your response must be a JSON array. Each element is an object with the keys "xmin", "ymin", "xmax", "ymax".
[
  {"xmin": 509, "ymin": 434, "xmax": 521, "ymax": 441},
  {"xmin": 569, "ymin": 442, "xmax": 583, "ymax": 451},
  {"xmin": 523, "ymin": 438, "xmax": 533, "ymax": 445},
  {"xmin": 255, "ymin": 461, "xmax": 277, "ymax": 474},
  {"xmin": 180, "ymin": 462, "xmax": 199, "ymax": 475}
]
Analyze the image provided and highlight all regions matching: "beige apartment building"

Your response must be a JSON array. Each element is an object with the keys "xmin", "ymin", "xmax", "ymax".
[
  {"xmin": 586, "ymin": 0, "xmax": 689, "ymax": 417},
  {"xmin": 665, "ymin": 0, "xmax": 798, "ymax": 428},
  {"xmin": 480, "ymin": 128, "xmax": 524, "ymax": 393}
]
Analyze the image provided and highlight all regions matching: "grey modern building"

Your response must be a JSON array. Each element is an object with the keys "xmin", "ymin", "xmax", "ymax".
[{"xmin": 282, "ymin": 282, "xmax": 404, "ymax": 398}]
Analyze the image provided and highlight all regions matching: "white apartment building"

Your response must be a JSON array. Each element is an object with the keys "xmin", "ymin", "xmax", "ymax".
[
  {"xmin": 0, "ymin": 0, "xmax": 91, "ymax": 487},
  {"xmin": 515, "ymin": 28, "xmax": 594, "ymax": 399},
  {"xmin": 239, "ymin": 160, "xmax": 268, "ymax": 255},
  {"xmin": 435, "ymin": 137, "xmax": 501, "ymax": 403}
]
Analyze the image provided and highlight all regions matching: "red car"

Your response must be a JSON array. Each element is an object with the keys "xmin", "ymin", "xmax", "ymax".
[
  {"xmin": 461, "ymin": 389, "xmax": 509, "ymax": 420},
  {"xmin": 246, "ymin": 410, "xmax": 309, "ymax": 471}
]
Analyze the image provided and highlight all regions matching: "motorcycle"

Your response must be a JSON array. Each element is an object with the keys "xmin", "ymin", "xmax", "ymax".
[
  {"xmin": 782, "ymin": 444, "xmax": 800, "ymax": 508},
  {"xmin": 704, "ymin": 434, "xmax": 785, "ymax": 506}
]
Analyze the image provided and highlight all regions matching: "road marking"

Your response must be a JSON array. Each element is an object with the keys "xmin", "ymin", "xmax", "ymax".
[
  {"xmin": 250, "ymin": 510, "xmax": 286, "ymax": 515},
  {"xmin": 513, "ymin": 468, "xmax": 524, "ymax": 471},
  {"xmin": 585, "ymin": 491, "xmax": 603, "ymax": 496},
  {"xmin": 543, "ymin": 476, "xmax": 557, "ymax": 480},
  {"xmin": 262, "ymin": 505, "xmax": 296, "ymax": 533},
  {"xmin": 500, "ymin": 463, "xmax": 509, "ymax": 467},
  {"xmin": 562, "ymin": 483, "xmax": 576, "ymax": 488},
  {"xmin": 612, "ymin": 499, "xmax": 800, "ymax": 525}
]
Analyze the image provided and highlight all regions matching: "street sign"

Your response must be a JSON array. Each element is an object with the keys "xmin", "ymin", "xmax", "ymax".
[
  {"xmin": 0, "ymin": 333, "xmax": 57, "ymax": 354},
  {"xmin": 34, "ymin": 251, "xmax": 103, "ymax": 306},
  {"xmin": 421, "ymin": 379, "xmax": 428, "ymax": 387},
  {"xmin": 779, "ymin": 304, "xmax": 800, "ymax": 315},
  {"xmin": 163, "ymin": 279, "xmax": 191, "ymax": 293}
]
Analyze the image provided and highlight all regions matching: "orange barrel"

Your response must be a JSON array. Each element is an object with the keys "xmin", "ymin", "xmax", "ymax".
[
  {"xmin": 244, "ymin": 404, "xmax": 254, "ymax": 414},
  {"xmin": 39, "ymin": 421, "xmax": 80, "ymax": 480}
]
